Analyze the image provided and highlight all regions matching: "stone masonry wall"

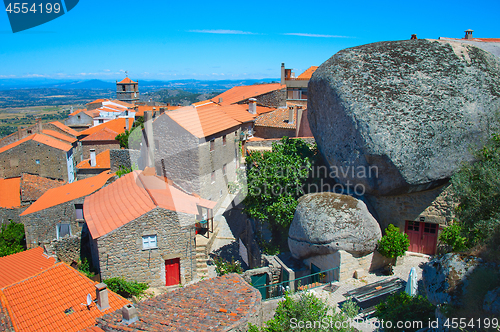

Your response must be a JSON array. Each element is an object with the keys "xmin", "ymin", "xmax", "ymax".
[
  {"xmin": 304, "ymin": 250, "xmax": 375, "ymax": 282},
  {"xmin": 43, "ymin": 235, "xmax": 81, "ymax": 263},
  {"xmin": 253, "ymin": 126, "xmax": 296, "ymax": 139},
  {"xmin": 0, "ymin": 206, "xmax": 27, "ymax": 226},
  {"xmin": 42, "ymin": 123, "xmax": 77, "ymax": 138},
  {"xmin": 240, "ymin": 89, "xmax": 286, "ymax": 108},
  {"xmin": 96, "ymin": 208, "xmax": 197, "ymax": 287},
  {"xmin": 82, "ymin": 141, "xmax": 120, "ymax": 159},
  {"xmin": 0, "ymin": 140, "xmax": 70, "ymax": 181},
  {"xmin": 109, "ymin": 149, "xmax": 141, "ymax": 171}
]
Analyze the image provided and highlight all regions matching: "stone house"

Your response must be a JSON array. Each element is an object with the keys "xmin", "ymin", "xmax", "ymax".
[
  {"xmin": 281, "ymin": 63, "xmax": 318, "ymax": 106},
  {"xmin": 86, "ymin": 98, "xmax": 134, "ymax": 111},
  {"xmin": 253, "ymin": 105, "xmax": 313, "ymax": 139},
  {"xmin": 83, "ymin": 169, "xmax": 216, "ymax": 287},
  {"xmin": 65, "ymin": 109, "xmax": 97, "ymax": 132},
  {"xmin": 210, "ymin": 82, "xmax": 286, "ymax": 108},
  {"xmin": 20, "ymin": 171, "xmax": 113, "ymax": 249},
  {"xmin": 76, "ymin": 149, "xmax": 111, "ymax": 180},
  {"xmin": 80, "ymin": 128, "xmax": 121, "ymax": 160},
  {"xmin": 0, "ymin": 133, "xmax": 76, "ymax": 183}
]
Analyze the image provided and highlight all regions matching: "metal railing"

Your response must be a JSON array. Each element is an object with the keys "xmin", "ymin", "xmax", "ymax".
[{"xmin": 255, "ymin": 266, "xmax": 340, "ymax": 301}]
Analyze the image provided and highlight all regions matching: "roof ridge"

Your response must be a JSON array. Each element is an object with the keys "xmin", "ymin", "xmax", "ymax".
[
  {"xmin": 0, "ymin": 262, "xmax": 63, "ymax": 291},
  {"xmin": 135, "ymin": 172, "xmax": 160, "ymax": 207}
]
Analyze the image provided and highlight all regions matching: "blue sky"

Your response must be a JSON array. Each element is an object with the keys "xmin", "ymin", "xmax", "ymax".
[{"xmin": 1, "ymin": 0, "xmax": 500, "ymax": 81}]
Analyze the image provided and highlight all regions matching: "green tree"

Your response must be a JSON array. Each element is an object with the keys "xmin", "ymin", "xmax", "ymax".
[
  {"xmin": 378, "ymin": 224, "xmax": 410, "ymax": 274},
  {"xmin": 0, "ymin": 222, "xmax": 26, "ymax": 257},
  {"xmin": 115, "ymin": 116, "xmax": 144, "ymax": 149},
  {"xmin": 102, "ymin": 277, "xmax": 149, "ymax": 298},
  {"xmin": 438, "ymin": 221, "xmax": 467, "ymax": 252},
  {"xmin": 249, "ymin": 291, "xmax": 358, "ymax": 332},
  {"xmin": 244, "ymin": 137, "xmax": 316, "ymax": 235}
]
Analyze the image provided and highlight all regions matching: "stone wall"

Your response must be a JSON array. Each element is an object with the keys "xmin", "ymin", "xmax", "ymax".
[
  {"xmin": 94, "ymin": 208, "xmax": 197, "ymax": 287},
  {"xmin": 82, "ymin": 141, "xmax": 120, "ymax": 159},
  {"xmin": 43, "ymin": 235, "xmax": 81, "ymax": 263},
  {"xmin": 253, "ymin": 126, "xmax": 296, "ymax": 139},
  {"xmin": 246, "ymin": 137, "xmax": 316, "ymax": 149},
  {"xmin": 0, "ymin": 121, "xmax": 43, "ymax": 148},
  {"xmin": 65, "ymin": 112, "xmax": 93, "ymax": 128},
  {"xmin": 304, "ymin": 250, "xmax": 376, "ymax": 281},
  {"xmin": 0, "ymin": 206, "xmax": 27, "ymax": 226},
  {"xmin": 42, "ymin": 122, "xmax": 77, "ymax": 138},
  {"xmin": 109, "ymin": 149, "xmax": 141, "ymax": 171},
  {"xmin": 21, "ymin": 198, "xmax": 84, "ymax": 248},
  {"xmin": 365, "ymin": 184, "xmax": 457, "ymax": 231},
  {"xmin": 0, "ymin": 139, "xmax": 71, "ymax": 181},
  {"xmin": 240, "ymin": 89, "xmax": 286, "ymax": 108}
]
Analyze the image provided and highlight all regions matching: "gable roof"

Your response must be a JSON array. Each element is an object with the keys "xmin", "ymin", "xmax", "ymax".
[
  {"xmin": 80, "ymin": 128, "xmax": 119, "ymax": 142},
  {"xmin": 255, "ymin": 108, "xmax": 297, "ymax": 129},
  {"xmin": 84, "ymin": 170, "xmax": 216, "ymax": 239},
  {"xmin": 297, "ymin": 66, "xmax": 319, "ymax": 80},
  {"xmin": 216, "ymin": 104, "xmax": 256, "ymax": 123},
  {"xmin": 0, "ymin": 134, "xmax": 72, "ymax": 154},
  {"xmin": 79, "ymin": 118, "xmax": 131, "ymax": 137},
  {"xmin": 21, "ymin": 174, "xmax": 65, "ymax": 203},
  {"xmin": 0, "ymin": 262, "xmax": 130, "ymax": 332},
  {"xmin": 211, "ymin": 83, "xmax": 285, "ymax": 106},
  {"xmin": 77, "ymin": 150, "xmax": 111, "ymax": 170},
  {"xmin": 167, "ymin": 106, "xmax": 241, "ymax": 138},
  {"xmin": 41, "ymin": 130, "xmax": 77, "ymax": 144},
  {"xmin": 0, "ymin": 177, "xmax": 21, "ymax": 208},
  {"xmin": 0, "ymin": 247, "xmax": 56, "ymax": 288},
  {"xmin": 48, "ymin": 121, "xmax": 79, "ymax": 137},
  {"xmin": 20, "ymin": 171, "xmax": 113, "ymax": 216},
  {"xmin": 117, "ymin": 77, "xmax": 137, "ymax": 84}
]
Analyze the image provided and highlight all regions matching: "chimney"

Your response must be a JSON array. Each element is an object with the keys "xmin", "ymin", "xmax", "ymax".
[
  {"xmin": 36, "ymin": 118, "xmax": 42, "ymax": 133},
  {"xmin": 218, "ymin": 97, "xmax": 223, "ymax": 104},
  {"xmin": 411, "ymin": 34, "xmax": 417, "ymax": 40},
  {"xmin": 248, "ymin": 98, "xmax": 257, "ymax": 115},
  {"xmin": 143, "ymin": 111, "xmax": 155, "ymax": 168},
  {"xmin": 125, "ymin": 117, "xmax": 130, "ymax": 131},
  {"xmin": 288, "ymin": 106, "xmax": 295, "ymax": 125},
  {"xmin": 17, "ymin": 126, "xmax": 22, "ymax": 140},
  {"xmin": 90, "ymin": 149, "xmax": 96, "ymax": 167},
  {"xmin": 465, "ymin": 29, "xmax": 474, "ymax": 40},
  {"xmin": 159, "ymin": 107, "xmax": 165, "ymax": 115},
  {"xmin": 281, "ymin": 63, "xmax": 285, "ymax": 85},
  {"xmin": 295, "ymin": 108, "xmax": 304, "ymax": 137},
  {"xmin": 95, "ymin": 283, "xmax": 110, "ymax": 311},
  {"xmin": 122, "ymin": 304, "xmax": 139, "ymax": 325},
  {"xmin": 166, "ymin": 102, "xmax": 171, "ymax": 107}
]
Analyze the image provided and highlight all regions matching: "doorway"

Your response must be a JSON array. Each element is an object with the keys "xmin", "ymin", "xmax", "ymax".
[
  {"xmin": 404, "ymin": 221, "xmax": 438, "ymax": 255},
  {"xmin": 165, "ymin": 258, "xmax": 180, "ymax": 286}
]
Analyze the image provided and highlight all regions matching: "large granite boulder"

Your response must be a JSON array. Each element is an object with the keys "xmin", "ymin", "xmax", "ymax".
[
  {"xmin": 288, "ymin": 192, "xmax": 381, "ymax": 259},
  {"xmin": 484, "ymin": 287, "xmax": 500, "ymax": 314},
  {"xmin": 308, "ymin": 39, "xmax": 500, "ymax": 196}
]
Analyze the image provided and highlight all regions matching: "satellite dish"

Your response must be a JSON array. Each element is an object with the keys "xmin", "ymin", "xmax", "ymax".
[{"xmin": 86, "ymin": 294, "xmax": 92, "ymax": 306}]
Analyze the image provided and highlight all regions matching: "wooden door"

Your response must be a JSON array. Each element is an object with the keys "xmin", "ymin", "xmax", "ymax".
[
  {"xmin": 165, "ymin": 258, "xmax": 180, "ymax": 286},
  {"xmin": 405, "ymin": 221, "xmax": 421, "ymax": 253},
  {"xmin": 421, "ymin": 223, "xmax": 438, "ymax": 255}
]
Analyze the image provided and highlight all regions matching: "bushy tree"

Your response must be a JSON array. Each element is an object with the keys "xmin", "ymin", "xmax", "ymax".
[
  {"xmin": 378, "ymin": 224, "xmax": 410, "ymax": 259},
  {"xmin": 439, "ymin": 221, "xmax": 467, "ymax": 252},
  {"xmin": 115, "ymin": 116, "xmax": 144, "ymax": 149},
  {"xmin": 0, "ymin": 222, "xmax": 25, "ymax": 257},
  {"xmin": 102, "ymin": 277, "xmax": 148, "ymax": 298}
]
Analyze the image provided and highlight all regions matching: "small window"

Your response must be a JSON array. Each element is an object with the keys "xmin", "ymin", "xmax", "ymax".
[
  {"xmin": 27, "ymin": 130, "xmax": 32, "ymax": 134},
  {"xmin": 35, "ymin": 159, "xmax": 40, "ymax": 164},
  {"xmin": 98, "ymin": 119, "xmax": 104, "ymax": 124},
  {"xmin": 142, "ymin": 235, "xmax": 157, "ymax": 249},
  {"xmin": 210, "ymin": 139, "xmax": 215, "ymax": 152},
  {"xmin": 223, "ymin": 135, "xmax": 227, "ymax": 146},
  {"xmin": 211, "ymin": 171, "xmax": 215, "ymax": 183},
  {"xmin": 235, "ymin": 131, "xmax": 238, "ymax": 137},
  {"xmin": 75, "ymin": 204, "xmax": 84, "ymax": 220},
  {"xmin": 223, "ymin": 164, "xmax": 227, "ymax": 176},
  {"xmin": 57, "ymin": 224, "xmax": 71, "ymax": 239}
]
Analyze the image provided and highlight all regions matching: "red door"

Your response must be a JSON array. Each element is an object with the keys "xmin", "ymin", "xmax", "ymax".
[
  {"xmin": 165, "ymin": 258, "xmax": 180, "ymax": 286},
  {"xmin": 404, "ymin": 221, "xmax": 438, "ymax": 255}
]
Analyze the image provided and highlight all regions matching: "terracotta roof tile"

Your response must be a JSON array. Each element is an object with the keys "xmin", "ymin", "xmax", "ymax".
[
  {"xmin": 118, "ymin": 77, "xmax": 137, "ymax": 84},
  {"xmin": 87, "ymin": 99, "xmax": 109, "ymax": 104},
  {"xmin": 48, "ymin": 121, "xmax": 79, "ymax": 137},
  {"xmin": 256, "ymin": 106, "xmax": 277, "ymax": 115},
  {"xmin": 0, "ymin": 247, "xmax": 56, "ymax": 288},
  {"xmin": 255, "ymin": 108, "xmax": 297, "ymax": 129},
  {"xmin": 69, "ymin": 109, "xmax": 86, "ymax": 117},
  {"xmin": 21, "ymin": 174, "xmax": 65, "ymax": 203},
  {"xmin": 97, "ymin": 274, "xmax": 260, "ymax": 332},
  {"xmin": 167, "ymin": 106, "xmax": 241, "ymax": 138},
  {"xmin": 216, "ymin": 104, "xmax": 256, "ymax": 123},
  {"xmin": 80, "ymin": 128, "xmax": 119, "ymax": 142},
  {"xmin": 42, "ymin": 130, "xmax": 77, "ymax": 143},
  {"xmin": 108, "ymin": 100, "xmax": 135, "ymax": 108},
  {"xmin": 297, "ymin": 66, "xmax": 319, "ymax": 80},
  {"xmin": 20, "ymin": 171, "xmax": 113, "ymax": 216},
  {"xmin": 0, "ymin": 177, "xmax": 21, "ymax": 208},
  {"xmin": 83, "ymin": 109, "xmax": 101, "ymax": 118},
  {"xmin": 0, "ymin": 134, "xmax": 72, "ymax": 154},
  {"xmin": 79, "ymin": 118, "xmax": 132, "ymax": 137},
  {"xmin": 0, "ymin": 262, "xmax": 130, "ymax": 332},
  {"xmin": 77, "ymin": 150, "xmax": 111, "ymax": 170},
  {"xmin": 133, "ymin": 105, "xmax": 180, "ymax": 117},
  {"xmin": 84, "ymin": 171, "xmax": 216, "ymax": 239},
  {"xmin": 211, "ymin": 83, "xmax": 286, "ymax": 106}
]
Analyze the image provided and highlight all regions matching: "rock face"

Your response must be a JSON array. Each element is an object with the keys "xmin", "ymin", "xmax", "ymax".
[
  {"xmin": 484, "ymin": 287, "xmax": 500, "ymax": 314},
  {"xmin": 288, "ymin": 192, "xmax": 381, "ymax": 259},
  {"xmin": 422, "ymin": 253, "xmax": 481, "ymax": 306},
  {"xmin": 308, "ymin": 39, "xmax": 500, "ymax": 196}
]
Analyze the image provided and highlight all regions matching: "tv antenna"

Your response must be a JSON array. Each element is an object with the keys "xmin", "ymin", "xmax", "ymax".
[{"xmin": 81, "ymin": 293, "xmax": 93, "ymax": 311}]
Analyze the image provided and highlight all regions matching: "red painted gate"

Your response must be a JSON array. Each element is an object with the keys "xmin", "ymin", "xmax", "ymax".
[
  {"xmin": 404, "ymin": 221, "xmax": 438, "ymax": 255},
  {"xmin": 165, "ymin": 258, "xmax": 180, "ymax": 286}
]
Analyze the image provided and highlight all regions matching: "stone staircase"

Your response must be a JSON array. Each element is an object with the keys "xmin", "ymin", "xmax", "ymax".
[{"xmin": 195, "ymin": 243, "xmax": 209, "ymax": 278}]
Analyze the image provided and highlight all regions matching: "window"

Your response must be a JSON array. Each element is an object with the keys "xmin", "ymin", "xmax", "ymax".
[
  {"xmin": 223, "ymin": 164, "xmax": 227, "ymax": 176},
  {"xmin": 57, "ymin": 224, "xmax": 71, "ymax": 239},
  {"xmin": 235, "ymin": 131, "xmax": 238, "ymax": 137},
  {"xmin": 142, "ymin": 235, "xmax": 157, "ymax": 249},
  {"xmin": 210, "ymin": 139, "xmax": 215, "ymax": 152},
  {"xmin": 222, "ymin": 135, "xmax": 227, "ymax": 146},
  {"xmin": 75, "ymin": 204, "xmax": 84, "ymax": 220},
  {"xmin": 27, "ymin": 130, "xmax": 32, "ymax": 134},
  {"xmin": 424, "ymin": 223, "xmax": 437, "ymax": 234},
  {"xmin": 98, "ymin": 119, "xmax": 104, "ymax": 124},
  {"xmin": 211, "ymin": 171, "xmax": 215, "ymax": 183},
  {"xmin": 407, "ymin": 221, "xmax": 420, "ymax": 231}
]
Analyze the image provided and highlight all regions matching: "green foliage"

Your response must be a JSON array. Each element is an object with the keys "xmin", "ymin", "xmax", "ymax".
[
  {"xmin": 115, "ymin": 116, "xmax": 144, "ymax": 149},
  {"xmin": 375, "ymin": 292, "xmax": 435, "ymax": 332},
  {"xmin": 77, "ymin": 258, "xmax": 94, "ymax": 278},
  {"xmin": 244, "ymin": 137, "xmax": 316, "ymax": 230},
  {"xmin": 451, "ymin": 132, "xmax": 500, "ymax": 247},
  {"xmin": 249, "ymin": 291, "xmax": 358, "ymax": 332},
  {"xmin": 103, "ymin": 277, "xmax": 149, "ymax": 298},
  {"xmin": 116, "ymin": 165, "xmax": 133, "ymax": 177},
  {"xmin": 0, "ymin": 222, "xmax": 25, "ymax": 257},
  {"xmin": 213, "ymin": 256, "xmax": 243, "ymax": 276},
  {"xmin": 377, "ymin": 224, "xmax": 410, "ymax": 259},
  {"xmin": 439, "ymin": 221, "xmax": 468, "ymax": 252}
]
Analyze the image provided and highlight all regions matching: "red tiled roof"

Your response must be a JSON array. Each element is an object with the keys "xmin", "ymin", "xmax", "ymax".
[
  {"xmin": 167, "ymin": 106, "xmax": 241, "ymax": 138},
  {"xmin": 216, "ymin": 105, "xmax": 256, "ymax": 123},
  {"xmin": 256, "ymin": 106, "xmax": 276, "ymax": 115},
  {"xmin": 211, "ymin": 83, "xmax": 286, "ymax": 106},
  {"xmin": 80, "ymin": 327, "xmax": 105, "ymax": 332},
  {"xmin": 0, "ymin": 177, "xmax": 21, "ymax": 208},
  {"xmin": 297, "ymin": 66, "xmax": 319, "ymax": 80},
  {"xmin": 134, "ymin": 105, "xmax": 180, "ymax": 117},
  {"xmin": 48, "ymin": 121, "xmax": 79, "ymax": 137},
  {"xmin": 0, "ymin": 247, "xmax": 56, "ymax": 288},
  {"xmin": 108, "ymin": 100, "xmax": 134, "ymax": 108},
  {"xmin": 42, "ymin": 130, "xmax": 77, "ymax": 143},
  {"xmin": 20, "ymin": 171, "xmax": 113, "ymax": 216},
  {"xmin": 79, "ymin": 118, "xmax": 132, "ymax": 137},
  {"xmin": 118, "ymin": 77, "xmax": 137, "ymax": 84},
  {"xmin": 255, "ymin": 108, "xmax": 297, "ymax": 129},
  {"xmin": 0, "ymin": 262, "xmax": 130, "ymax": 332},
  {"xmin": 69, "ymin": 109, "xmax": 86, "ymax": 117},
  {"xmin": 77, "ymin": 150, "xmax": 111, "ymax": 170},
  {"xmin": 87, "ymin": 99, "xmax": 109, "ymax": 104},
  {"xmin": 80, "ymin": 128, "xmax": 119, "ymax": 142},
  {"xmin": 83, "ymin": 109, "xmax": 101, "ymax": 118},
  {"xmin": 84, "ymin": 170, "xmax": 217, "ymax": 239},
  {"xmin": 96, "ymin": 273, "xmax": 260, "ymax": 332},
  {"xmin": 21, "ymin": 174, "xmax": 65, "ymax": 203},
  {"xmin": 0, "ymin": 134, "xmax": 72, "ymax": 154}
]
